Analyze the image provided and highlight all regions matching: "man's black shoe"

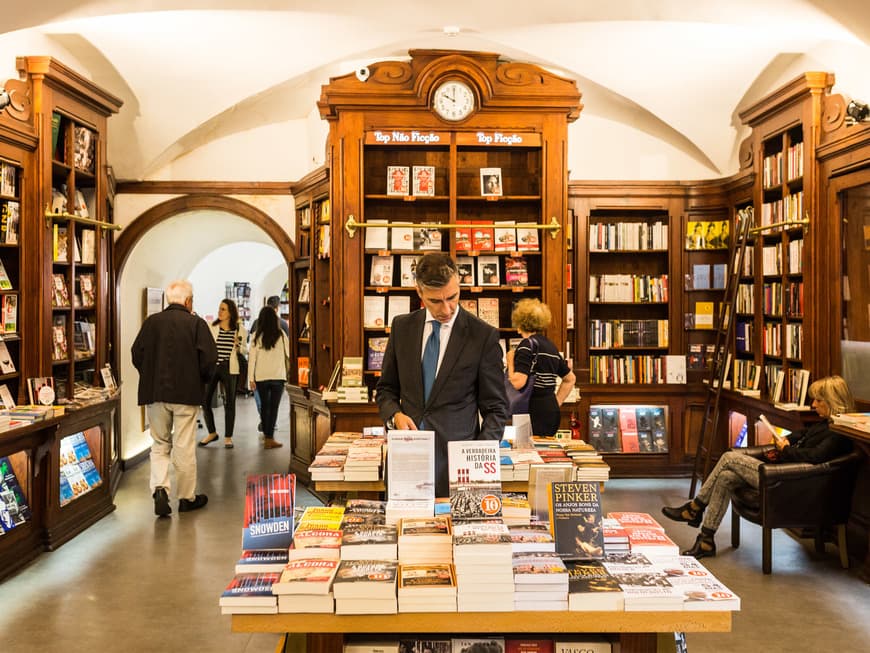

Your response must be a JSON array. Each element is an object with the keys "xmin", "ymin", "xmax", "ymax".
[
  {"xmin": 153, "ymin": 487, "xmax": 171, "ymax": 517},
  {"xmin": 178, "ymin": 494, "xmax": 208, "ymax": 512}
]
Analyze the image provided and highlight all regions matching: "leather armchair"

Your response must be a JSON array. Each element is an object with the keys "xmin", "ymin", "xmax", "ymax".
[{"xmin": 729, "ymin": 445, "xmax": 864, "ymax": 574}]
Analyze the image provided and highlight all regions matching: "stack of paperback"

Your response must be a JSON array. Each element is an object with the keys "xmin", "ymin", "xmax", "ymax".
[
  {"xmin": 512, "ymin": 551, "xmax": 569, "ymax": 610},
  {"xmin": 221, "ymin": 473, "xmax": 296, "ymax": 615},
  {"xmin": 652, "ymin": 555, "xmax": 740, "ymax": 610},
  {"xmin": 565, "ymin": 559, "xmax": 624, "ymax": 611},
  {"xmin": 602, "ymin": 552, "xmax": 684, "ymax": 611},
  {"xmin": 501, "ymin": 492, "xmax": 532, "ymax": 526},
  {"xmin": 508, "ymin": 523, "xmax": 555, "ymax": 553},
  {"xmin": 397, "ymin": 562, "xmax": 458, "ymax": 612},
  {"xmin": 342, "ymin": 436, "xmax": 385, "ymax": 481},
  {"xmin": 548, "ymin": 481, "xmax": 605, "ymax": 561},
  {"xmin": 340, "ymin": 498, "xmax": 387, "ymax": 527},
  {"xmin": 397, "ymin": 515, "xmax": 453, "ymax": 564},
  {"xmin": 271, "ymin": 557, "xmax": 339, "ymax": 614},
  {"xmin": 452, "ymin": 520, "xmax": 515, "ymax": 611},
  {"xmin": 289, "ymin": 505, "xmax": 344, "ymax": 560},
  {"xmin": 601, "ymin": 517, "xmax": 630, "ymax": 555},
  {"xmin": 332, "ymin": 559, "xmax": 399, "ymax": 614},
  {"xmin": 340, "ymin": 522, "xmax": 398, "ymax": 560},
  {"xmin": 607, "ymin": 512, "xmax": 679, "ymax": 557},
  {"xmin": 308, "ymin": 451, "xmax": 346, "ymax": 481}
]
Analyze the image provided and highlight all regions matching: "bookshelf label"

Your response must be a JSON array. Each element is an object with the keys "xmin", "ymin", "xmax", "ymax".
[{"xmin": 367, "ymin": 130, "xmax": 448, "ymax": 145}]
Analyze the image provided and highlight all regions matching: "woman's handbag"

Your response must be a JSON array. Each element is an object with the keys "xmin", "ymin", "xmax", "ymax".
[{"xmin": 505, "ymin": 337, "xmax": 538, "ymax": 415}]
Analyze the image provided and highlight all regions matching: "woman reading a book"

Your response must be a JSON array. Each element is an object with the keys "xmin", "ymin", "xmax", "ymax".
[
  {"xmin": 506, "ymin": 298, "xmax": 576, "ymax": 436},
  {"xmin": 662, "ymin": 375, "xmax": 855, "ymax": 558},
  {"xmin": 247, "ymin": 306, "xmax": 289, "ymax": 449},
  {"xmin": 199, "ymin": 298, "xmax": 247, "ymax": 449}
]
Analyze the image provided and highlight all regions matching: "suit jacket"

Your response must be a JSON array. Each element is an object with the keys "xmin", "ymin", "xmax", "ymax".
[{"xmin": 376, "ymin": 307, "xmax": 508, "ymax": 496}]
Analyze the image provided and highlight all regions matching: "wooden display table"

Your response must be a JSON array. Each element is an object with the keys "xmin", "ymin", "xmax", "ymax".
[
  {"xmin": 232, "ymin": 610, "xmax": 731, "ymax": 653},
  {"xmin": 831, "ymin": 423, "xmax": 870, "ymax": 583},
  {"xmin": 313, "ymin": 480, "xmax": 602, "ymax": 495}
]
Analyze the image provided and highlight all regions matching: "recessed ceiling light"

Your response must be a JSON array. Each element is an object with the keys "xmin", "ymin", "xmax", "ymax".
[{"xmin": 443, "ymin": 25, "xmax": 460, "ymax": 37}]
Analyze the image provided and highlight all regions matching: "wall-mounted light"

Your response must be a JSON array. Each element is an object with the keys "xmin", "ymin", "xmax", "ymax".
[
  {"xmin": 846, "ymin": 99, "xmax": 870, "ymax": 123},
  {"xmin": 0, "ymin": 88, "xmax": 11, "ymax": 111}
]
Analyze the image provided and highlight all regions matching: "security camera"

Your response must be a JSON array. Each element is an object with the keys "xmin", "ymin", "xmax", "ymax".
[
  {"xmin": 0, "ymin": 88, "xmax": 10, "ymax": 111},
  {"xmin": 355, "ymin": 66, "xmax": 370, "ymax": 82}
]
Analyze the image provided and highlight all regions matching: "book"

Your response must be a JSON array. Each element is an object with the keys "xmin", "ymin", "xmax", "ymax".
[
  {"xmin": 494, "ymin": 221, "xmax": 517, "ymax": 251},
  {"xmin": 0, "ymin": 162, "xmax": 17, "ymax": 196},
  {"xmin": 0, "ymin": 456, "xmax": 32, "ymax": 532},
  {"xmin": 0, "ymin": 260, "xmax": 12, "ymax": 290},
  {"xmin": 553, "ymin": 640, "xmax": 611, "ymax": 653},
  {"xmin": 73, "ymin": 125, "xmax": 96, "ymax": 172},
  {"xmin": 476, "ymin": 297, "xmax": 499, "ymax": 328},
  {"xmin": 758, "ymin": 414, "xmax": 791, "ymax": 445},
  {"xmin": 81, "ymin": 229, "xmax": 96, "ymax": 264},
  {"xmin": 52, "ymin": 273, "xmax": 70, "ymax": 307},
  {"xmin": 332, "ymin": 559, "xmax": 399, "ymax": 599},
  {"xmin": 456, "ymin": 256, "xmax": 475, "ymax": 286},
  {"xmin": 504, "ymin": 257, "xmax": 529, "ymax": 287},
  {"xmin": 505, "ymin": 640, "xmax": 554, "ymax": 653},
  {"xmin": 412, "ymin": 165, "xmax": 435, "ymax": 196},
  {"xmin": 387, "ymin": 166, "xmax": 409, "ymax": 196},
  {"xmin": 367, "ymin": 337, "xmax": 388, "ymax": 371},
  {"xmin": 235, "ymin": 549, "xmax": 290, "ymax": 574},
  {"xmin": 0, "ymin": 200, "xmax": 20, "ymax": 244},
  {"xmin": 455, "ymin": 221, "xmax": 472, "ymax": 252},
  {"xmin": 52, "ymin": 317, "xmax": 69, "ymax": 361},
  {"xmin": 78, "ymin": 274, "xmax": 96, "ymax": 307},
  {"xmin": 2, "ymin": 295, "xmax": 17, "ymax": 333},
  {"xmin": 528, "ymin": 462, "xmax": 573, "ymax": 524},
  {"xmin": 453, "ymin": 638, "xmax": 505, "ymax": 653},
  {"xmin": 480, "ymin": 167, "xmax": 503, "ymax": 197},
  {"xmin": 26, "ymin": 376, "xmax": 55, "ymax": 405},
  {"xmin": 370, "ymin": 255, "xmax": 394, "ymax": 287},
  {"xmin": 219, "ymin": 572, "xmax": 280, "ymax": 609},
  {"xmin": 477, "ymin": 255, "xmax": 500, "ymax": 286},
  {"xmin": 617, "ymin": 408, "xmax": 639, "ymax": 453},
  {"xmin": 363, "ymin": 295, "xmax": 386, "ymax": 328},
  {"xmin": 271, "ymin": 557, "xmax": 339, "ymax": 594},
  {"xmin": 399, "ymin": 255, "xmax": 418, "ymax": 287},
  {"xmin": 387, "ymin": 295, "xmax": 412, "ymax": 326},
  {"xmin": 692, "ymin": 264, "xmax": 710, "ymax": 290},
  {"xmin": 448, "ymin": 440, "xmax": 502, "ymax": 521},
  {"xmin": 548, "ymin": 481, "xmax": 604, "ymax": 560},
  {"xmin": 413, "ymin": 227, "xmax": 442, "ymax": 251},
  {"xmin": 694, "ymin": 301, "xmax": 714, "ymax": 329},
  {"xmin": 242, "ymin": 473, "xmax": 296, "ymax": 551},
  {"xmin": 471, "ymin": 222, "xmax": 495, "ymax": 251},
  {"xmin": 391, "ymin": 226, "xmax": 414, "ymax": 251},
  {"xmin": 342, "ymin": 356, "xmax": 364, "ymax": 387},
  {"xmin": 365, "ymin": 219, "xmax": 389, "ymax": 250},
  {"xmin": 340, "ymin": 523, "xmax": 398, "ymax": 560},
  {"xmin": 0, "ymin": 383, "xmax": 15, "ymax": 409},
  {"xmin": 458, "ymin": 299, "xmax": 478, "ymax": 316},
  {"xmin": 566, "ymin": 559, "xmax": 624, "ymax": 611},
  {"xmin": 515, "ymin": 223, "xmax": 540, "ymax": 252}
]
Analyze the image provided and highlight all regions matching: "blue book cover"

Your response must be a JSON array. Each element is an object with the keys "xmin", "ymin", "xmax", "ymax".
[
  {"xmin": 712, "ymin": 263, "xmax": 727, "ymax": 289},
  {"xmin": 221, "ymin": 572, "xmax": 281, "ymax": 598},
  {"xmin": 71, "ymin": 432, "xmax": 92, "ymax": 462},
  {"xmin": 59, "ymin": 473, "xmax": 75, "ymax": 506},
  {"xmin": 80, "ymin": 459, "xmax": 103, "ymax": 488}
]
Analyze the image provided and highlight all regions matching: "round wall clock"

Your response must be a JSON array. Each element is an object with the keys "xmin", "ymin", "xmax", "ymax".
[{"xmin": 432, "ymin": 80, "xmax": 476, "ymax": 121}]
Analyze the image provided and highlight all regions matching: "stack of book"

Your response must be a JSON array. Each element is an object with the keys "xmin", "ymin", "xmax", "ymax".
[
  {"xmin": 342, "ymin": 436, "xmax": 385, "ymax": 481},
  {"xmin": 308, "ymin": 452, "xmax": 346, "ymax": 481},
  {"xmin": 220, "ymin": 572, "xmax": 281, "ymax": 615},
  {"xmin": 602, "ymin": 552, "xmax": 684, "ymax": 611},
  {"xmin": 501, "ymin": 492, "xmax": 532, "ymax": 526},
  {"xmin": 332, "ymin": 559, "xmax": 399, "ymax": 614},
  {"xmin": 289, "ymin": 505, "xmax": 344, "ymax": 560},
  {"xmin": 452, "ymin": 520, "xmax": 515, "ymax": 611},
  {"xmin": 340, "ymin": 522, "xmax": 398, "ymax": 561},
  {"xmin": 601, "ymin": 517, "xmax": 630, "ymax": 555},
  {"xmin": 566, "ymin": 559, "xmax": 624, "ymax": 611},
  {"xmin": 397, "ymin": 562, "xmax": 458, "ymax": 612},
  {"xmin": 336, "ymin": 385, "xmax": 369, "ymax": 403},
  {"xmin": 652, "ymin": 555, "xmax": 740, "ymax": 611},
  {"xmin": 340, "ymin": 498, "xmax": 387, "ymax": 527},
  {"xmin": 397, "ymin": 516, "xmax": 453, "ymax": 564},
  {"xmin": 271, "ymin": 557, "xmax": 339, "ymax": 613},
  {"xmin": 508, "ymin": 523, "xmax": 555, "ymax": 553},
  {"xmin": 512, "ymin": 551, "xmax": 569, "ymax": 610},
  {"xmin": 607, "ymin": 512, "xmax": 679, "ymax": 557}
]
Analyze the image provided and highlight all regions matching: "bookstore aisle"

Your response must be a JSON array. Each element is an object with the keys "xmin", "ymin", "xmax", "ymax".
[{"xmin": 1, "ymin": 395, "xmax": 868, "ymax": 652}]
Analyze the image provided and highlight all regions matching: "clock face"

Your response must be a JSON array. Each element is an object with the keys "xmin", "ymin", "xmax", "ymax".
[{"xmin": 433, "ymin": 80, "xmax": 475, "ymax": 121}]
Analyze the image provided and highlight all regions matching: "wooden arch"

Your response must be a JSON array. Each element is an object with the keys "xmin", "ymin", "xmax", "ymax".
[{"xmin": 114, "ymin": 193, "xmax": 295, "ymax": 274}]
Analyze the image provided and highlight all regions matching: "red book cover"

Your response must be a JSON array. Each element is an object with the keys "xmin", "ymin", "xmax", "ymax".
[
  {"xmin": 455, "ymin": 221, "xmax": 472, "ymax": 251},
  {"xmin": 506, "ymin": 639, "xmax": 555, "ymax": 653},
  {"xmin": 607, "ymin": 511, "xmax": 664, "ymax": 530},
  {"xmin": 618, "ymin": 408, "xmax": 639, "ymax": 453},
  {"xmin": 624, "ymin": 526, "xmax": 678, "ymax": 548},
  {"xmin": 471, "ymin": 221, "xmax": 494, "ymax": 251}
]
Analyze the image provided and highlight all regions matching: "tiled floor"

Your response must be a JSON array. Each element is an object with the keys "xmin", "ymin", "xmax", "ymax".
[{"xmin": 0, "ymin": 395, "xmax": 868, "ymax": 652}]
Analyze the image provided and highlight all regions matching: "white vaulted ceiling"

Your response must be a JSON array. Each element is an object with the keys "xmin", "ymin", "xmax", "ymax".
[{"xmin": 2, "ymin": 0, "xmax": 869, "ymax": 181}]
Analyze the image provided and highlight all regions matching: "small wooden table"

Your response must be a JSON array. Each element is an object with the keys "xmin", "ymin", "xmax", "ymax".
[
  {"xmin": 831, "ymin": 423, "xmax": 870, "ymax": 582},
  {"xmin": 232, "ymin": 610, "xmax": 731, "ymax": 653}
]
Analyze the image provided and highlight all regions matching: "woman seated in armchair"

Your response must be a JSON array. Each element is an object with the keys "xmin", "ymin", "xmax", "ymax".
[{"xmin": 662, "ymin": 375, "xmax": 855, "ymax": 559}]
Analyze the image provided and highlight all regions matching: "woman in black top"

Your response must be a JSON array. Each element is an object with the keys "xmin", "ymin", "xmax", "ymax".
[
  {"xmin": 506, "ymin": 298, "xmax": 576, "ymax": 436},
  {"xmin": 662, "ymin": 375, "xmax": 855, "ymax": 558}
]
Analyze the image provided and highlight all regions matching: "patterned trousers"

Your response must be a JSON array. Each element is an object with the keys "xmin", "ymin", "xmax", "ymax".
[{"xmin": 696, "ymin": 450, "xmax": 764, "ymax": 532}]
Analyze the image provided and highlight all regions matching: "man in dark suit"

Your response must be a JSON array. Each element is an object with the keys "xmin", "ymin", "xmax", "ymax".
[{"xmin": 376, "ymin": 253, "xmax": 508, "ymax": 496}]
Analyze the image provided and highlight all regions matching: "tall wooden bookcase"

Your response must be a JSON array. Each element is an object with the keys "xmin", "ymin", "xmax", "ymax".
[{"xmin": 317, "ymin": 49, "xmax": 581, "ymax": 394}]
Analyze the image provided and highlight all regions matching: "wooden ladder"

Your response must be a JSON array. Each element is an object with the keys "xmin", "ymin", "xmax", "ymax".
[{"xmin": 689, "ymin": 207, "xmax": 754, "ymax": 497}]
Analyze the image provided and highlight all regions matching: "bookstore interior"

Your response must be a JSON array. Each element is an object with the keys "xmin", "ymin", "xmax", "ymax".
[{"xmin": 2, "ymin": 9, "xmax": 870, "ymax": 652}]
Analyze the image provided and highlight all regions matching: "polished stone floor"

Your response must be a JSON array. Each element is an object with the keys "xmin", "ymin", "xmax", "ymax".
[{"xmin": 0, "ymin": 395, "xmax": 867, "ymax": 652}]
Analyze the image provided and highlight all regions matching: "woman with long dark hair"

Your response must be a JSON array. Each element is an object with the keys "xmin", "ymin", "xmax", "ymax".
[
  {"xmin": 199, "ymin": 298, "xmax": 247, "ymax": 449},
  {"xmin": 248, "ymin": 306, "xmax": 290, "ymax": 449}
]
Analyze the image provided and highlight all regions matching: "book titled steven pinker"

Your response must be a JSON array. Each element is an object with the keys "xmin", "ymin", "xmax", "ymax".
[{"xmin": 242, "ymin": 473, "xmax": 296, "ymax": 550}]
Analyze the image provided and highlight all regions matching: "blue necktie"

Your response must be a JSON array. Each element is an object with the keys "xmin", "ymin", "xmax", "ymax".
[{"xmin": 422, "ymin": 319, "xmax": 440, "ymax": 402}]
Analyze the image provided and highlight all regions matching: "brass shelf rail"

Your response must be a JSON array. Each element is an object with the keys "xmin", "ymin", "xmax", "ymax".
[
  {"xmin": 748, "ymin": 217, "xmax": 809, "ymax": 235},
  {"xmin": 344, "ymin": 215, "xmax": 561, "ymax": 240},
  {"xmin": 44, "ymin": 207, "xmax": 122, "ymax": 231}
]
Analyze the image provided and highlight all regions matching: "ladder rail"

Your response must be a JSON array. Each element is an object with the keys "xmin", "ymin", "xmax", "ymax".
[{"xmin": 689, "ymin": 207, "xmax": 753, "ymax": 496}]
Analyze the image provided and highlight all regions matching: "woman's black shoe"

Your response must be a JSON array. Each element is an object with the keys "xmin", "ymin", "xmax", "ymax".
[
  {"xmin": 682, "ymin": 534, "xmax": 716, "ymax": 559},
  {"xmin": 661, "ymin": 501, "xmax": 703, "ymax": 527}
]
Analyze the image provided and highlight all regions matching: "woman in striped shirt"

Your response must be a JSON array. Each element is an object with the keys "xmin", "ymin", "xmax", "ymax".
[
  {"xmin": 506, "ymin": 298, "xmax": 576, "ymax": 436},
  {"xmin": 199, "ymin": 298, "xmax": 247, "ymax": 448}
]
